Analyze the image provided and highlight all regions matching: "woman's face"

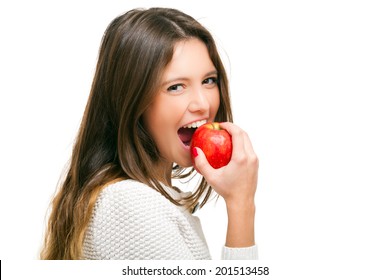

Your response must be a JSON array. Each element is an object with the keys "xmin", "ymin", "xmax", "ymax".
[{"xmin": 143, "ymin": 38, "xmax": 220, "ymax": 167}]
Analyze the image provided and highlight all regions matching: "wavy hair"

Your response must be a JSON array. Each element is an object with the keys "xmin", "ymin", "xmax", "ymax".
[{"xmin": 40, "ymin": 7, "xmax": 233, "ymax": 259}]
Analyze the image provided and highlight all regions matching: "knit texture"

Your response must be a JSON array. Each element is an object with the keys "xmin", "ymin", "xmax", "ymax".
[
  {"xmin": 222, "ymin": 245, "xmax": 259, "ymax": 260},
  {"xmin": 82, "ymin": 179, "xmax": 258, "ymax": 260}
]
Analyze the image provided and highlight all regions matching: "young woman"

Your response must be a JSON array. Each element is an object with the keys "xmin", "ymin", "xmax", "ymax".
[{"xmin": 41, "ymin": 7, "xmax": 259, "ymax": 260}]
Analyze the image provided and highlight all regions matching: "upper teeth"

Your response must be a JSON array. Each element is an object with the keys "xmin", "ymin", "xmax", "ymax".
[{"xmin": 183, "ymin": 119, "xmax": 207, "ymax": 129}]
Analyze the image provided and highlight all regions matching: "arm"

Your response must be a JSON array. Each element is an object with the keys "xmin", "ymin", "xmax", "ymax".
[
  {"xmin": 192, "ymin": 122, "xmax": 259, "ymax": 259},
  {"xmin": 225, "ymin": 198, "xmax": 255, "ymax": 247}
]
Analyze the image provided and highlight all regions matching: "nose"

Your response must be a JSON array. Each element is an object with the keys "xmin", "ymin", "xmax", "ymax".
[{"xmin": 188, "ymin": 86, "xmax": 210, "ymax": 113}]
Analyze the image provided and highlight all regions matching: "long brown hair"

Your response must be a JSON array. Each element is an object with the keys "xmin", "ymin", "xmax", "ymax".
[{"xmin": 41, "ymin": 7, "xmax": 233, "ymax": 260}]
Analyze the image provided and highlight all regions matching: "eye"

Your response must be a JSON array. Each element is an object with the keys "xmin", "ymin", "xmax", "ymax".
[
  {"xmin": 167, "ymin": 83, "xmax": 185, "ymax": 94},
  {"xmin": 202, "ymin": 77, "xmax": 218, "ymax": 87}
]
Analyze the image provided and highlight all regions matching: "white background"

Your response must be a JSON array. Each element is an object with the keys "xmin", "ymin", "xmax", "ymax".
[{"xmin": 1, "ymin": 0, "xmax": 389, "ymax": 279}]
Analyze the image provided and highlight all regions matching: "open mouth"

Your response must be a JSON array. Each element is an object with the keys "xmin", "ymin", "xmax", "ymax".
[
  {"xmin": 177, "ymin": 120, "xmax": 207, "ymax": 147},
  {"xmin": 178, "ymin": 127, "xmax": 196, "ymax": 146}
]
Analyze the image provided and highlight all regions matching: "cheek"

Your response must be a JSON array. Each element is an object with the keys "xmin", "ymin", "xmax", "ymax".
[
  {"xmin": 147, "ymin": 95, "xmax": 182, "ymax": 126},
  {"xmin": 145, "ymin": 100, "xmax": 184, "ymax": 143}
]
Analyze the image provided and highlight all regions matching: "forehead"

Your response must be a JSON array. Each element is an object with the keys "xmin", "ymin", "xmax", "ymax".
[{"xmin": 161, "ymin": 38, "xmax": 215, "ymax": 79}]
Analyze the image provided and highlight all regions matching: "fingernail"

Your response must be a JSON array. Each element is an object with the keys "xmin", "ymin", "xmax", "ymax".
[{"xmin": 192, "ymin": 147, "xmax": 198, "ymax": 158}]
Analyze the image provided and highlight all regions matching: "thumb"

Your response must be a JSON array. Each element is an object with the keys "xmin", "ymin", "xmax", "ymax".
[{"xmin": 192, "ymin": 147, "xmax": 215, "ymax": 177}]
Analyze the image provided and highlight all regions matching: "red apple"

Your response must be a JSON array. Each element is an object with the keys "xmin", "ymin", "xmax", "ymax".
[{"xmin": 190, "ymin": 122, "xmax": 232, "ymax": 169}]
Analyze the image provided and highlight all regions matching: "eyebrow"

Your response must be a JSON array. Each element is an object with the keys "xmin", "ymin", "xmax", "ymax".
[{"xmin": 161, "ymin": 70, "xmax": 218, "ymax": 87}]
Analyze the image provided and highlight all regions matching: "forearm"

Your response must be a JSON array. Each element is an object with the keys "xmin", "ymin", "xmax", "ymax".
[{"xmin": 225, "ymin": 199, "xmax": 256, "ymax": 247}]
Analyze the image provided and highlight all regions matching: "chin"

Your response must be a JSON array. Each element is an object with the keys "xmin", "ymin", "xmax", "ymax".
[
  {"xmin": 176, "ymin": 162, "xmax": 192, "ymax": 169},
  {"xmin": 174, "ymin": 158, "xmax": 193, "ymax": 169}
]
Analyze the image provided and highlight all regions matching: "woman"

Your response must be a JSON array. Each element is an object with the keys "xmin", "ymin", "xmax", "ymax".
[{"xmin": 41, "ymin": 7, "xmax": 258, "ymax": 260}]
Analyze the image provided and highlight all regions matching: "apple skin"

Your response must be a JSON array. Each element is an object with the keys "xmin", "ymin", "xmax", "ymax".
[{"xmin": 190, "ymin": 122, "xmax": 232, "ymax": 169}]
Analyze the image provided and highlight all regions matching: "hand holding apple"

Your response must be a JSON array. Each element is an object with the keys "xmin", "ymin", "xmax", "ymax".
[
  {"xmin": 190, "ymin": 122, "xmax": 232, "ymax": 169},
  {"xmin": 191, "ymin": 122, "xmax": 258, "ymax": 204},
  {"xmin": 191, "ymin": 122, "xmax": 259, "ymax": 249}
]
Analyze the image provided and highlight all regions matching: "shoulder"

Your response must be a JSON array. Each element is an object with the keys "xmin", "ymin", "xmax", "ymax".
[
  {"xmin": 83, "ymin": 179, "xmax": 209, "ymax": 259},
  {"xmin": 100, "ymin": 179, "xmax": 160, "ymax": 198},
  {"xmin": 91, "ymin": 179, "xmax": 194, "ymax": 231},
  {"xmin": 99, "ymin": 179, "xmax": 158, "ymax": 200},
  {"xmin": 95, "ymin": 179, "xmax": 176, "ymax": 215}
]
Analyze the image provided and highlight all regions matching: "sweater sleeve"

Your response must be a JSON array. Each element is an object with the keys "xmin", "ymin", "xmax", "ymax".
[
  {"xmin": 82, "ymin": 181, "xmax": 211, "ymax": 260},
  {"xmin": 222, "ymin": 245, "xmax": 258, "ymax": 260}
]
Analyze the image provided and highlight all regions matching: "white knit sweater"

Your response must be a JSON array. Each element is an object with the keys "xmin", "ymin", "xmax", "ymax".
[{"xmin": 82, "ymin": 179, "xmax": 258, "ymax": 260}]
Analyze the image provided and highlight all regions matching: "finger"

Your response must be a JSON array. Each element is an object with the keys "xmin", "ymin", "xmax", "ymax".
[
  {"xmin": 218, "ymin": 122, "xmax": 236, "ymax": 133},
  {"xmin": 219, "ymin": 122, "xmax": 246, "ymax": 158},
  {"xmin": 192, "ymin": 147, "xmax": 216, "ymax": 178}
]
